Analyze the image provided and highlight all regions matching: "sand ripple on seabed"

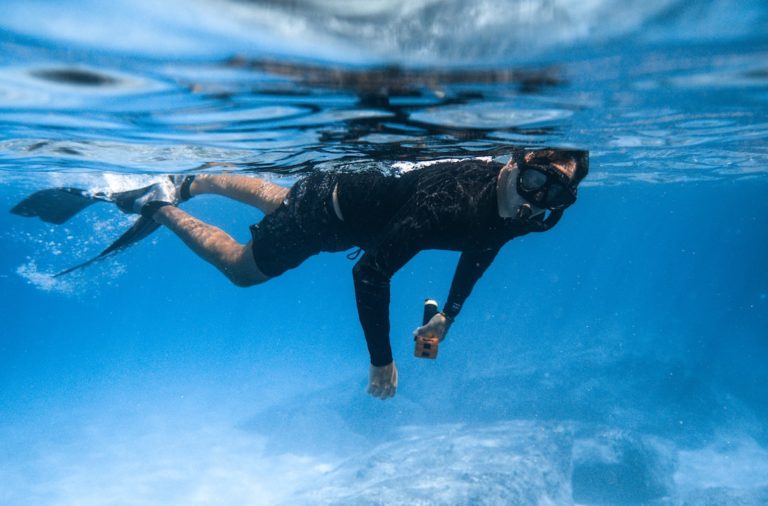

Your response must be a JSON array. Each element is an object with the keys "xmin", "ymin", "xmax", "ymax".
[
  {"xmin": 5, "ymin": 415, "xmax": 768, "ymax": 506},
  {"xmin": 288, "ymin": 420, "xmax": 573, "ymax": 505},
  {"xmin": 285, "ymin": 421, "xmax": 768, "ymax": 506}
]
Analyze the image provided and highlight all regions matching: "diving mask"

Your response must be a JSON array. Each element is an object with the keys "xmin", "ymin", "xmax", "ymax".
[{"xmin": 517, "ymin": 163, "xmax": 577, "ymax": 210}]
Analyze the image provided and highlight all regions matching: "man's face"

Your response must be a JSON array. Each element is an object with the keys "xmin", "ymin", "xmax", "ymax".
[{"xmin": 516, "ymin": 155, "xmax": 578, "ymax": 211}]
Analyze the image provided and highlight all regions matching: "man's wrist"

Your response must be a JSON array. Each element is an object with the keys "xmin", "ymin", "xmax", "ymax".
[{"xmin": 441, "ymin": 301, "xmax": 461, "ymax": 322}]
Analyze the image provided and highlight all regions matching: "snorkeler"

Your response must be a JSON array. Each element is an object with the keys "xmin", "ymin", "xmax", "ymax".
[{"xmin": 13, "ymin": 149, "xmax": 588, "ymax": 399}]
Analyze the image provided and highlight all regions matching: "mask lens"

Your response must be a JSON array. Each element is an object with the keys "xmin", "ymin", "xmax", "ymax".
[
  {"xmin": 519, "ymin": 168, "xmax": 548, "ymax": 191},
  {"xmin": 545, "ymin": 184, "xmax": 576, "ymax": 208}
]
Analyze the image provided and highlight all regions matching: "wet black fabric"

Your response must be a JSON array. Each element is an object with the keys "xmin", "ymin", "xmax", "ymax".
[
  {"xmin": 250, "ymin": 160, "xmax": 544, "ymax": 366},
  {"xmin": 336, "ymin": 160, "xmax": 527, "ymax": 251},
  {"xmin": 250, "ymin": 172, "xmax": 352, "ymax": 277}
]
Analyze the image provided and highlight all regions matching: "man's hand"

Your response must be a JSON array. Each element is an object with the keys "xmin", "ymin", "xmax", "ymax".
[
  {"xmin": 367, "ymin": 361, "xmax": 398, "ymax": 400},
  {"xmin": 413, "ymin": 312, "xmax": 452, "ymax": 343}
]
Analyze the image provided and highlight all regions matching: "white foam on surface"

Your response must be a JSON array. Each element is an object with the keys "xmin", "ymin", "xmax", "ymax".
[{"xmin": 392, "ymin": 156, "xmax": 493, "ymax": 173}]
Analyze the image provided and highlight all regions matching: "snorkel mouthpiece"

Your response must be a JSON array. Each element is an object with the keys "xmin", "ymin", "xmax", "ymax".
[{"xmin": 517, "ymin": 202, "xmax": 534, "ymax": 220}]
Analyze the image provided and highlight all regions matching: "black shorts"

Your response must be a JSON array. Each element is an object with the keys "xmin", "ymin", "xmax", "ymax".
[{"xmin": 249, "ymin": 172, "xmax": 354, "ymax": 277}]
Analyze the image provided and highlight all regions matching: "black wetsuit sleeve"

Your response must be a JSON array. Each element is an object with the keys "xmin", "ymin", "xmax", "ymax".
[
  {"xmin": 353, "ymin": 248, "xmax": 419, "ymax": 366},
  {"xmin": 443, "ymin": 247, "xmax": 501, "ymax": 320}
]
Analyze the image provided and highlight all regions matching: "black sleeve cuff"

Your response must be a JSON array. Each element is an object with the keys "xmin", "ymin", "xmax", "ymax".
[{"xmin": 442, "ymin": 301, "xmax": 462, "ymax": 320}]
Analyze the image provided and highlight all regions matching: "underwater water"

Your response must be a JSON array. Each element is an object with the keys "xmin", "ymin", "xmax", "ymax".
[{"xmin": 1, "ymin": 0, "xmax": 767, "ymax": 504}]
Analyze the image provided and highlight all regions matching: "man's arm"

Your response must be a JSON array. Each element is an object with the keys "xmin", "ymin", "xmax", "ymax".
[
  {"xmin": 353, "ymin": 242, "xmax": 420, "ymax": 401},
  {"xmin": 443, "ymin": 246, "xmax": 502, "ymax": 320},
  {"xmin": 412, "ymin": 246, "xmax": 501, "ymax": 345},
  {"xmin": 354, "ymin": 245, "xmax": 502, "ymax": 364},
  {"xmin": 352, "ymin": 247, "xmax": 419, "ymax": 367}
]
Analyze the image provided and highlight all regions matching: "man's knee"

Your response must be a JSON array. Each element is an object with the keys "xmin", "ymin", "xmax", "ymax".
[
  {"xmin": 222, "ymin": 243, "xmax": 270, "ymax": 287},
  {"xmin": 226, "ymin": 271, "xmax": 255, "ymax": 287},
  {"xmin": 225, "ymin": 267, "xmax": 269, "ymax": 287}
]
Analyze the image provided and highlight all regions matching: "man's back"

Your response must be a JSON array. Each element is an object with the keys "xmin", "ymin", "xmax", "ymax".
[{"xmin": 336, "ymin": 158, "xmax": 517, "ymax": 252}]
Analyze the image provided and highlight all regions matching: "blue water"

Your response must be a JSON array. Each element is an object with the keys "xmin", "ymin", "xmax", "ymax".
[{"xmin": 2, "ymin": 1, "xmax": 767, "ymax": 504}]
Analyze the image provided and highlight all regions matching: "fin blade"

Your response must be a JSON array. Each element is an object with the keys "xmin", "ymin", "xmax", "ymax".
[
  {"xmin": 11, "ymin": 187, "xmax": 107, "ymax": 224},
  {"xmin": 53, "ymin": 217, "xmax": 161, "ymax": 277}
]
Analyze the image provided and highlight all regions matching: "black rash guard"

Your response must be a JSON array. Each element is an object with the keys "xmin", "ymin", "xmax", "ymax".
[{"xmin": 335, "ymin": 159, "xmax": 549, "ymax": 366}]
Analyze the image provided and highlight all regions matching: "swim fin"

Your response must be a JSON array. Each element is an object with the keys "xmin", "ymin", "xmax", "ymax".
[
  {"xmin": 53, "ymin": 216, "xmax": 160, "ymax": 277},
  {"xmin": 10, "ymin": 187, "xmax": 111, "ymax": 224},
  {"xmin": 11, "ymin": 183, "xmax": 165, "ymax": 276}
]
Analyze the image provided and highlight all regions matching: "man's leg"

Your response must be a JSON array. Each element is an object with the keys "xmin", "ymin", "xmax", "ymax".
[
  {"xmin": 153, "ymin": 205, "xmax": 269, "ymax": 287},
  {"xmin": 188, "ymin": 175, "xmax": 289, "ymax": 214}
]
